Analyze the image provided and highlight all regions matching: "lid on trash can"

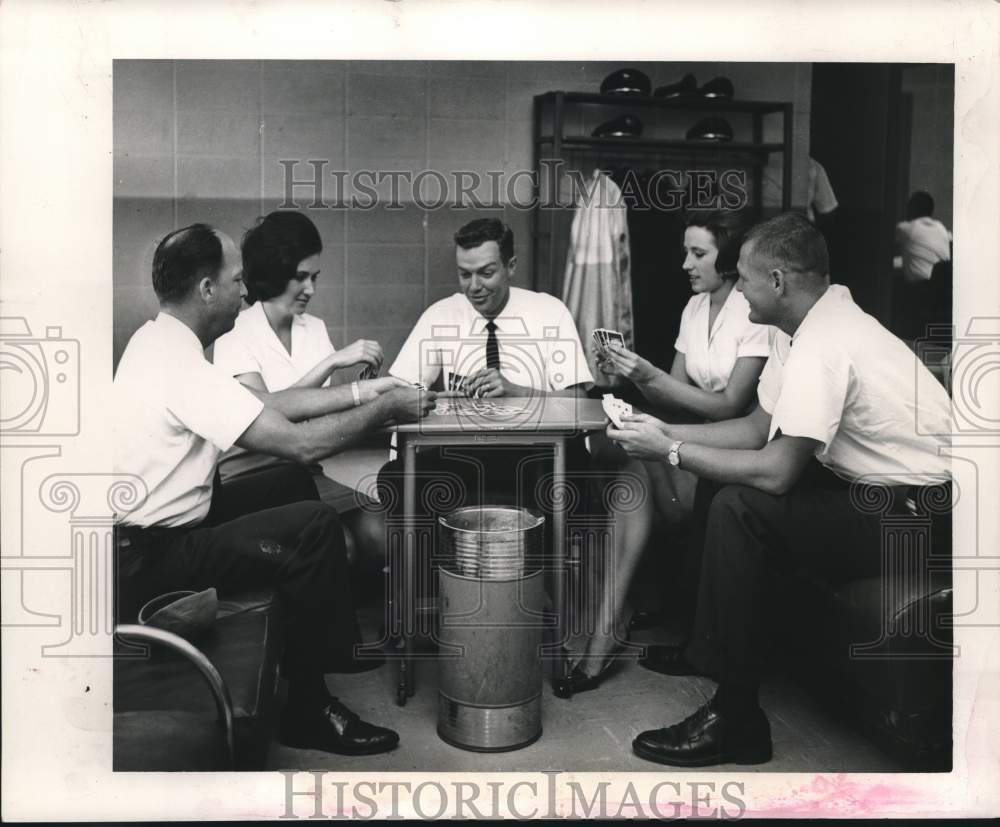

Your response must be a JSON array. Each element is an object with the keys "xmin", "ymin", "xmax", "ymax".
[{"xmin": 439, "ymin": 506, "xmax": 545, "ymax": 579}]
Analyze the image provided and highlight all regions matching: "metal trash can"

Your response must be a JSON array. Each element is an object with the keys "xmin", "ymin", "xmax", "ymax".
[{"xmin": 437, "ymin": 506, "xmax": 546, "ymax": 752}]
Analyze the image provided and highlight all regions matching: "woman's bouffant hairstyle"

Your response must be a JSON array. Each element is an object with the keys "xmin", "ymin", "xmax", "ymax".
[
  {"xmin": 241, "ymin": 211, "xmax": 322, "ymax": 303},
  {"xmin": 684, "ymin": 210, "xmax": 752, "ymax": 280}
]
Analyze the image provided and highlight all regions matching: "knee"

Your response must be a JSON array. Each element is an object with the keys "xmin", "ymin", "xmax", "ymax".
[
  {"xmin": 268, "ymin": 462, "xmax": 320, "ymax": 504},
  {"xmin": 708, "ymin": 484, "xmax": 775, "ymax": 518},
  {"xmin": 284, "ymin": 501, "xmax": 347, "ymax": 556},
  {"xmin": 702, "ymin": 486, "xmax": 775, "ymax": 557}
]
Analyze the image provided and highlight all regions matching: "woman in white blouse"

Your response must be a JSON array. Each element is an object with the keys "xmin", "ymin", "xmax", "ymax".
[
  {"xmin": 600, "ymin": 210, "xmax": 769, "ymax": 418},
  {"xmin": 558, "ymin": 210, "xmax": 770, "ymax": 697},
  {"xmin": 213, "ymin": 211, "xmax": 388, "ymax": 564}
]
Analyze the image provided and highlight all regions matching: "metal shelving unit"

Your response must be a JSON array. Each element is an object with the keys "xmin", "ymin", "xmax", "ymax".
[{"xmin": 531, "ymin": 90, "xmax": 793, "ymax": 294}]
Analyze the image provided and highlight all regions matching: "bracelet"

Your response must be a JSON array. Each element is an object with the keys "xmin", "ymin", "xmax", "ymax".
[{"xmin": 351, "ymin": 381, "xmax": 362, "ymax": 407}]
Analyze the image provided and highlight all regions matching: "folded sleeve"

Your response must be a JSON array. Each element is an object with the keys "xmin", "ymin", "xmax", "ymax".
[
  {"xmin": 736, "ymin": 321, "xmax": 772, "ymax": 359},
  {"xmin": 212, "ymin": 326, "xmax": 261, "ymax": 379},
  {"xmin": 767, "ymin": 341, "xmax": 850, "ymax": 449},
  {"xmin": 168, "ymin": 361, "xmax": 265, "ymax": 451},
  {"xmin": 548, "ymin": 301, "xmax": 594, "ymax": 390},
  {"xmin": 756, "ymin": 329, "xmax": 788, "ymax": 414},
  {"xmin": 674, "ymin": 297, "xmax": 695, "ymax": 355},
  {"xmin": 389, "ymin": 306, "xmax": 442, "ymax": 387}
]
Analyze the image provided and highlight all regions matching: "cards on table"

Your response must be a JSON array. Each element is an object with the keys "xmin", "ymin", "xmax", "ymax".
[
  {"xmin": 602, "ymin": 393, "xmax": 632, "ymax": 428},
  {"xmin": 592, "ymin": 328, "xmax": 625, "ymax": 355}
]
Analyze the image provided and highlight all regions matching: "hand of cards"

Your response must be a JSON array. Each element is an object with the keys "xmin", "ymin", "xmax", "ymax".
[
  {"xmin": 602, "ymin": 393, "xmax": 632, "ymax": 428},
  {"xmin": 358, "ymin": 362, "xmax": 381, "ymax": 381},
  {"xmin": 444, "ymin": 370, "xmax": 470, "ymax": 395},
  {"xmin": 592, "ymin": 328, "xmax": 625, "ymax": 355}
]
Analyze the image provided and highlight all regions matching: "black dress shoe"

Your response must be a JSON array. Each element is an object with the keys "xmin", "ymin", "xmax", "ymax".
[
  {"xmin": 638, "ymin": 643, "xmax": 702, "ymax": 676},
  {"xmin": 280, "ymin": 698, "xmax": 399, "ymax": 756},
  {"xmin": 553, "ymin": 661, "xmax": 618, "ymax": 698},
  {"xmin": 632, "ymin": 702, "xmax": 772, "ymax": 767}
]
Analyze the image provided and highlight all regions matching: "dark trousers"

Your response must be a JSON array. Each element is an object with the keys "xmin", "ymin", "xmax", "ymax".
[
  {"xmin": 684, "ymin": 464, "xmax": 887, "ymax": 689},
  {"xmin": 116, "ymin": 463, "xmax": 360, "ymax": 679}
]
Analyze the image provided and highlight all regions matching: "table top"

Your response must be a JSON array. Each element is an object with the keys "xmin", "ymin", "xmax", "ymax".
[{"xmin": 392, "ymin": 395, "xmax": 609, "ymax": 434}]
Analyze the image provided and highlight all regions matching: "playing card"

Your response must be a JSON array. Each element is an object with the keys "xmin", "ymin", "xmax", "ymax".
[
  {"xmin": 358, "ymin": 362, "xmax": 381, "ymax": 381},
  {"xmin": 605, "ymin": 329, "xmax": 625, "ymax": 350},
  {"xmin": 593, "ymin": 328, "xmax": 624, "ymax": 355},
  {"xmin": 602, "ymin": 393, "xmax": 632, "ymax": 428}
]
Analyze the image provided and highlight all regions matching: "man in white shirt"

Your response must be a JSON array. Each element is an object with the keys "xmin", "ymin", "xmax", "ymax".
[
  {"xmin": 390, "ymin": 218, "xmax": 593, "ymax": 395},
  {"xmin": 608, "ymin": 212, "xmax": 952, "ymax": 767},
  {"xmin": 895, "ymin": 191, "xmax": 952, "ymax": 284},
  {"xmin": 381, "ymin": 218, "xmax": 594, "ymax": 503},
  {"xmin": 114, "ymin": 223, "xmax": 436, "ymax": 757}
]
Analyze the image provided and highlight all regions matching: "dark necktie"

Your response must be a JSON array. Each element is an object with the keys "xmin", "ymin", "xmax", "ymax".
[{"xmin": 485, "ymin": 320, "xmax": 500, "ymax": 370}]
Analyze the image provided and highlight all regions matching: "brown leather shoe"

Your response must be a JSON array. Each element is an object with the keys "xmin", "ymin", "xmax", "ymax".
[{"xmin": 280, "ymin": 698, "xmax": 399, "ymax": 756}]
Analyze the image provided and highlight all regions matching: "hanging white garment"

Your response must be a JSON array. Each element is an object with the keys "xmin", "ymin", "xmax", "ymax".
[{"xmin": 562, "ymin": 169, "xmax": 635, "ymax": 386}]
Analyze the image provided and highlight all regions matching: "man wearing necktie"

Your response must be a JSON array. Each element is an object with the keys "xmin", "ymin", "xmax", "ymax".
[{"xmin": 389, "ymin": 218, "xmax": 593, "ymax": 398}]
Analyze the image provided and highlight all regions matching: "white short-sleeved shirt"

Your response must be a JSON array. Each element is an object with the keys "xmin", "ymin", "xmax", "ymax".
[
  {"xmin": 673, "ymin": 288, "xmax": 770, "ymax": 392},
  {"xmin": 113, "ymin": 313, "xmax": 264, "ymax": 527},
  {"xmin": 213, "ymin": 302, "xmax": 336, "ymax": 391},
  {"xmin": 894, "ymin": 217, "xmax": 951, "ymax": 283},
  {"xmin": 756, "ymin": 285, "xmax": 952, "ymax": 484},
  {"xmin": 390, "ymin": 287, "xmax": 595, "ymax": 391},
  {"xmin": 806, "ymin": 158, "xmax": 839, "ymax": 223},
  {"xmin": 213, "ymin": 303, "xmax": 339, "ymax": 480}
]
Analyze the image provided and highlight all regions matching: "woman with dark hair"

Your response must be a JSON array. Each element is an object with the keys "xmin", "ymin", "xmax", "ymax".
[
  {"xmin": 598, "ymin": 210, "xmax": 767, "ymax": 419},
  {"xmin": 214, "ymin": 210, "xmax": 391, "ymax": 571},
  {"xmin": 557, "ymin": 210, "xmax": 770, "ymax": 697},
  {"xmin": 216, "ymin": 210, "xmax": 383, "ymax": 393}
]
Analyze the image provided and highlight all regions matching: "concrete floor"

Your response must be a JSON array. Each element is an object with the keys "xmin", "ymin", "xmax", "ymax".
[{"xmin": 266, "ymin": 611, "xmax": 904, "ymax": 773}]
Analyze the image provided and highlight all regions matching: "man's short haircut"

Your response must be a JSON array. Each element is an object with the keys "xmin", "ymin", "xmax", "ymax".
[
  {"xmin": 454, "ymin": 218, "xmax": 515, "ymax": 265},
  {"xmin": 685, "ymin": 209, "xmax": 751, "ymax": 280},
  {"xmin": 743, "ymin": 212, "xmax": 829, "ymax": 279},
  {"xmin": 151, "ymin": 223, "xmax": 223, "ymax": 303},
  {"xmin": 241, "ymin": 211, "xmax": 323, "ymax": 303},
  {"xmin": 907, "ymin": 191, "xmax": 935, "ymax": 219}
]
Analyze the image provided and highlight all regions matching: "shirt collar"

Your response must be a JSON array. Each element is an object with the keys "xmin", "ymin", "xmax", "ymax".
[
  {"xmin": 791, "ymin": 284, "xmax": 852, "ymax": 344},
  {"xmin": 709, "ymin": 285, "xmax": 740, "ymax": 336},
  {"xmin": 155, "ymin": 312, "xmax": 204, "ymax": 354},
  {"xmin": 467, "ymin": 289, "xmax": 521, "ymax": 336},
  {"xmin": 249, "ymin": 301, "xmax": 303, "ymax": 357}
]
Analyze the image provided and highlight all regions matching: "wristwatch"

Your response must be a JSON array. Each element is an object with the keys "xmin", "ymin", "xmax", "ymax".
[{"xmin": 667, "ymin": 440, "xmax": 684, "ymax": 467}]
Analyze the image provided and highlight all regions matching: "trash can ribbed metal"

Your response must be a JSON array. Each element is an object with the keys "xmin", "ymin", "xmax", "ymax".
[{"xmin": 436, "ymin": 506, "xmax": 546, "ymax": 752}]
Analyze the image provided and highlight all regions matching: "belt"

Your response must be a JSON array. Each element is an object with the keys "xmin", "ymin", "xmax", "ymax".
[
  {"xmin": 115, "ymin": 522, "xmax": 189, "ymax": 548},
  {"xmin": 886, "ymin": 481, "xmax": 952, "ymax": 517}
]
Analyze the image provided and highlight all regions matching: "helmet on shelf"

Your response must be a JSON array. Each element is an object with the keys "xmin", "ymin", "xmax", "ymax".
[
  {"xmin": 600, "ymin": 68, "xmax": 652, "ymax": 96},
  {"xmin": 685, "ymin": 116, "xmax": 734, "ymax": 142},
  {"xmin": 699, "ymin": 76, "xmax": 735, "ymax": 100},
  {"xmin": 654, "ymin": 73, "xmax": 698, "ymax": 99},
  {"xmin": 592, "ymin": 114, "xmax": 644, "ymax": 138}
]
